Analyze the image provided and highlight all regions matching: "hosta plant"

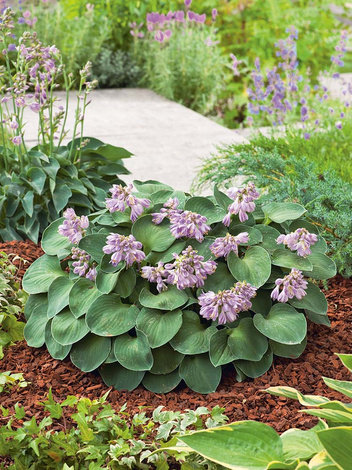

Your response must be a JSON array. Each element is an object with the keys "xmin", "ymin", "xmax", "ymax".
[
  {"xmin": 0, "ymin": 8, "xmax": 130, "ymax": 242},
  {"xmin": 22, "ymin": 180, "xmax": 336, "ymax": 394}
]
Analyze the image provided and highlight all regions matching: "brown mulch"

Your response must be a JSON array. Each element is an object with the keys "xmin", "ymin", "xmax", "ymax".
[{"xmin": 0, "ymin": 239, "xmax": 352, "ymax": 433}]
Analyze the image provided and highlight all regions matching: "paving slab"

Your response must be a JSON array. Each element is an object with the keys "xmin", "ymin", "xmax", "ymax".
[{"xmin": 21, "ymin": 88, "xmax": 247, "ymax": 192}]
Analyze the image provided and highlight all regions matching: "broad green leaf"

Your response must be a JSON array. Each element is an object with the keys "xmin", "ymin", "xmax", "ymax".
[
  {"xmin": 23, "ymin": 255, "xmax": 67, "ymax": 294},
  {"xmin": 336, "ymin": 353, "xmax": 352, "ymax": 372},
  {"xmin": 24, "ymin": 302, "xmax": 49, "ymax": 347},
  {"xmin": 253, "ymin": 304, "xmax": 307, "ymax": 345},
  {"xmin": 228, "ymin": 246, "xmax": 271, "ymax": 288},
  {"xmin": 250, "ymin": 289, "xmax": 272, "ymax": 315},
  {"xmin": 303, "ymin": 409, "xmax": 352, "ymax": 424},
  {"xmin": 150, "ymin": 344, "xmax": 184, "ymax": 374},
  {"xmin": 262, "ymin": 202, "xmax": 306, "ymax": 224},
  {"xmin": 86, "ymin": 295, "xmax": 139, "ymax": 336},
  {"xmin": 323, "ymin": 377, "xmax": 352, "ymax": 399},
  {"xmin": 308, "ymin": 450, "xmax": 340, "ymax": 470},
  {"xmin": 303, "ymin": 253, "xmax": 337, "ymax": 280},
  {"xmin": 96, "ymin": 270, "xmax": 120, "ymax": 294},
  {"xmin": 69, "ymin": 278, "xmax": 102, "ymax": 318},
  {"xmin": 203, "ymin": 262, "xmax": 236, "ymax": 292},
  {"xmin": 289, "ymin": 219, "xmax": 319, "ymax": 234},
  {"xmin": 78, "ymin": 234, "xmax": 108, "ymax": 263},
  {"xmin": 228, "ymin": 317, "xmax": 268, "ymax": 361},
  {"xmin": 22, "ymin": 190, "xmax": 34, "ymax": 217},
  {"xmin": 133, "ymin": 180, "xmax": 173, "ymax": 195},
  {"xmin": 305, "ymin": 309, "xmax": 331, "ymax": 327},
  {"xmin": 132, "ymin": 215, "xmax": 175, "ymax": 254},
  {"xmin": 289, "ymin": 282, "xmax": 328, "ymax": 314},
  {"xmin": 317, "ymin": 427, "xmax": 352, "ymax": 469},
  {"xmin": 281, "ymin": 428, "xmax": 324, "ymax": 461},
  {"xmin": 113, "ymin": 267, "xmax": 136, "ymax": 298},
  {"xmin": 271, "ymin": 249, "xmax": 313, "ymax": 271},
  {"xmin": 214, "ymin": 185, "xmax": 232, "ymax": 211},
  {"xmin": 179, "ymin": 421, "xmax": 283, "ymax": 469},
  {"xmin": 100, "ymin": 363, "xmax": 144, "ymax": 391},
  {"xmin": 143, "ymin": 370, "xmax": 182, "ymax": 393},
  {"xmin": 114, "ymin": 330, "xmax": 153, "ymax": 371},
  {"xmin": 136, "ymin": 308, "xmax": 182, "ymax": 348},
  {"xmin": 179, "ymin": 354, "xmax": 221, "ymax": 394},
  {"xmin": 70, "ymin": 334, "xmax": 111, "ymax": 372},
  {"xmin": 270, "ymin": 337, "xmax": 307, "ymax": 359},
  {"xmin": 229, "ymin": 225, "xmax": 263, "ymax": 245},
  {"xmin": 47, "ymin": 277, "xmax": 74, "ymax": 318},
  {"xmin": 209, "ymin": 329, "xmax": 238, "ymax": 367},
  {"xmin": 52, "ymin": 185, "xmax": 72, "ymax": 213},
  {"xmin": 145, "ymin": 241, "xmax": 186, "ymax": 265},
  {"xmin": 41, "ymin": 218, "xmax": 71, "ymax": 256},
  {"xmin": 170, "ymin": 310, "xmax": 217, "ymax": 355},
  {"xmin": 27, "ymin": 167, "xmax": 46, "ymax": 194},
  {"xmin": 256, "ymin": 225, "xmax": 282, "ymax": 252},
  {"xmin": 44, "ymin": 322, "xmax": 71, "ymax": 360},
  {"xmin": 234, "ymin": 347, "xmax": 273, "ymax": 378},
  {"xmin": 265, "ymin": 386, "xmax": 330, "ymax": 407},
  {"xmin": 185, "ymin": 197, "xmax": 226, "ymax": 224},
  {"xmin": 51, "ymin": 308, "xmax": 90, "ymax": 346},
  {"xmin": 139, "ymin": 286, "xmax": 188, "ymax": 311},
  {"xmin": 24, "ymin": 294, "xmax": 47, "ymax": 320}
]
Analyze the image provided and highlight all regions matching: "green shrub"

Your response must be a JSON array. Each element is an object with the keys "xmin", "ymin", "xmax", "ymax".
[
  {"xmin": 92, "ymin": 48, "xmax": 141, "ymax": 88},
  {"xmin": 195, "ymin": 143, "xmax": 352, "ymax": 278},
  {"xmin": 0, "ymin": 252, "xmax": 27, "ymax": 359},
  {"xmin": 161, "ymin": 353, "xmax": 352, "ymax": 469},
  {"xmin": 0, "ymin": 390, "xmax": 227, "ymax": 469},
  {"xmin": 23, "ymin": 179, "xmax": 335, "ymax": 394}
]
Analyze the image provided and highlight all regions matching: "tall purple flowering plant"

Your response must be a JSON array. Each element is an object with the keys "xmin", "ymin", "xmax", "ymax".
[{"xmin": 23, "ymin": 179, "xmax": 335, "ymax": 394}]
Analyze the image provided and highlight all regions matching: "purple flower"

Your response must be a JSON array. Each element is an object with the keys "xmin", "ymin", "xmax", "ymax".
[
  {"xmin": 103, "ymin": 233, "xmax": 145, "ymax": 267},
  {"xmin": 58, "ymin": 208, "xmax": 89, "ymax": 244},
  {"xmin": 184, "ymin": 0, "xmax": 192, "ymax": 6},
  {"xmin": 210, "ymin": 232, "xmax": 249, "ymax": 258},
  {"xmin": 230, "ymin": 53, "xmax": 242, "ymax": 76},
  {"xmin": 199, "ymin": 281, "xmax": 257, "ymax": 324},
  {"xmin": 335, "ymin": 121, "xmax": 342, "ymax": 129},
  {"xmin": 223, "ymin": 182, "xmax": 260, "ymax": 226},
  {"xmin": 71, "ymin": 247, "xmax": 97, "ymax": 281},
  {"xmin": 212, "ymin": 8, "xmax": 217, "ymax": 21},
  {"xmin": 165, "ymin": 246, "xmax": 216, "ymax": 290},
  {"xmin": 141, "ymin": 261, "xmax": 169, "ymax": 293},
  {"xmin": 152, "ymin": 197, "xmax": 181, "ymax": 224},
  {"xmin": 169, "ymin": 210, "xmax": 210, "ymax": 242},
  {"xmin": 105, "ymin": 184, "xmax": 150, "ymax": 222},
  {"xmin": 276, "ymin": 228, "xmax": 318, "ymax": 257},
  {"xmin": 271, "ymin": 268, "xmax": 308, "ymax": 303},
  {"xmin": 331, "ymin": 30, "xmax": 348, "ymax": 68},
  {"xmin": 11, "ymin": 135, "xmax": 22, "ymax": 146},
  {"xmin": 304, "ymin": 132, "xmax": 310, "ymax": 140}
]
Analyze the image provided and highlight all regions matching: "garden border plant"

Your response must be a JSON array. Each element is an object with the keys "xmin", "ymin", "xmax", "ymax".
[{"xmin": 22, "ymin": 179, "xmax": 336, "ymax": 394}]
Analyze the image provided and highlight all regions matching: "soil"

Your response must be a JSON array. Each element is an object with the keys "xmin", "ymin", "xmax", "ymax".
[{"xmin": 0, "ymin": 239, "xmax": 351, "ymax": 434}]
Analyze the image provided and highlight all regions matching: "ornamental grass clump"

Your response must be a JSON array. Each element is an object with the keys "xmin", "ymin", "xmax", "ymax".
[
  {"xmin": 23, "ymin": 180, "xmax": 336, "ymax": 394},
  {"xmin": 0, "ymin": 7, "xmax": 131, "ymax": 242}
]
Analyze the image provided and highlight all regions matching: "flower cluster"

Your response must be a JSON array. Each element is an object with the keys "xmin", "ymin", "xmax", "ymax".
[
  {"xmin": 198, "ymin": 281, "xmax": 257, "ymax": 324},
  {"xmin": 58, "ymin": 208, "xmax": 89, "ymax": 244},
  {"xmin": 210, "ymin": 232, "xmax": 249, "ymax": 258},
  {"xmin": 105, "ymin": 184, "xmax": 150, "ymax": 222},
  {"xmin": 223, "ymin": 182, "xmax": 260, "ymax": 226},
  {"xmin": 152, "ymin": 197, "xmax": 181, "ymax": 224},
  {"xmin": 271, "ymin": 268, "xmax": 308, "ymax": 303},
  {"xmin": 141, "ymin": 246, "xmax": 216, "ymax": 292},
  {"xmin": 331, "ymin": 30, "xmax": 348, "ymax": 69},
  {"xmin": 277, "ymin": 228, "xmax": 318, "ymax": 257},
  {"xmin": 71, "ymin": 247, "xmax": 97, "ymax": 281},
  {"xmin": 103, "ymin": 234, "xmax": 145, "ymax": 267}
]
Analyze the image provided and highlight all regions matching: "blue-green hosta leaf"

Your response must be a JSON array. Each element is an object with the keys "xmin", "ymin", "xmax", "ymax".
[
  {"xmin": 229, "ymin": 225, "xmax": 263, "ymax": 245},
  {"xmin": 262, "ymin": 202, "xmax": 306, "ymax": 224},
  {"xmin": 203, "ymin": 262, "xmax": 237, "ymax": 292},
  {"xmin": 86, "ymin": 294, "xmax": 139, "ymax": 336},
  {"xmin": 250, "ymin": 289, "xmax": 272, "ymax": 315},
  {"xmin": 47, "ymin": 277, "xmax": 74, "ymax": 318},
  {"xmin": 269, "ymin": 337, "xmax": 307, "ymax": 359},
  {"xmin": 78, "ymin": 234, "xmax": 108, "ymax": 263},
  {"xmin": 113, "ymin": 267, "xmax": 136, "ymax": 298},
  {"xmin": 209, "ymin": 329, "xmax": 238, "ymax": 367},
  {"xmin": 24, "ymin": 294, "xmax": 47, "ymax": 320},
  {"xmin": 70, "ymin": 334, "xmax": 111, "ymax": 372},
  {"xmin": 281, "ymin": 428, "xmax": 324, "ymax": 461},
  {"xmin": 26, "ymin": 167, "xmax": 46, "ymax": 194},
  {"xmin": 142, "ymin": 369, "xmax": 182, "ymax": 393},
  {"xmin": 170, "ymin": 310, "xmax": 217, "ymax": 355},
  {"xmin": 317, "ymin": 427, "xmax": 352, "ymax": 468},
  {"xmin": 24, "ymin": 302, "xmax": 49, "ymax": 348},
  {"xmin": 145, "ymin": 241, "xmax": 187, "ymax": 265},
  {"xmin": 305, "ymin": 309, "xmax": 331, "ymax": 327},
  {"xmin": 214, "ymin": 185, "xmax": 232, "ymax": 211},
  {"xmin": 132, "ymin": 215, "xmax": 175, "ymax": 254},
  {"xmin": 303, "ymin": 252, "xmax": 337, "ymax": 280},
  {"xmin": 289, "ymin": 282, "xmax": 328, "ymax": 315},
  {"xmin": 69, "ymin": 277, "xmax": 102, "ymax": 319},
  {"xmin": 100, "ymin": 363, "xmax": 144, "ymax": 391},
  {"xmin": 228, "ymin": 317, "xmax": 268, "ymax": 361},
  {"xmin": 23, "ymin": 255, "xmax": 68, "ymax": 294},
  {"xmin": 133, "ymin": 180, "xmax": 173, "ymax": 195},
  {"xmin": 253, "ymin": 304, "xmax": 307, "ymax": 345},
  {"xmin": 256, "ymin": 225, "xmax": 283, "ymax": 252},
  {"xmin": 22, "ymin": 190, "xmax": 34, "ymax": 217},
  {"xmin": 234, "ymin": 347, "xmax": 273, "ymax": 378},
  {"xmin": 227, "ymin": 246, "xmax": 271, "ymax": 288},
  {"xmin": 136, "ymin": 308, "xmax": 182, "ymax": 348},
  {"xmin": 95, "ymin": 270, "xmax": 120, "ymax": 294},
  {"xmin": 150, "ymin": 344, "xmax": 184, "ymax": 374},
  {"xmin": 114, "ymin": 329, "xmax": 153, "ymax": 371},
  {"xmin": 185, "ymin": 197, "xmax": 226, "ymax": 224},
  {"xmin": 44, "ymin": 321, "xmax": 71, "ymax": 360},
  {"xmin": 51, "ymin": 308, "xmax": 90, "ymax": 346},
  {"xmin": 271, "ymin": 249, "xmax": 313, "ymax": 271},
  {"xmin": 179, "ymin": 421, "xmax": 283, "ymax": 470},
  {"xmin": 41, "ymin": 218, "xmax": 71, "ymax": 257},
  {"xmin": 179, "ymin": 354, "xmax": 221, "ymax": 394},
  {"xmin": 52, "ymin": 185, "xmax": 72, "ymax": 213},
  {"xmin": 139, "ymin": 286, "xmax": 188, "ymax": 311}
]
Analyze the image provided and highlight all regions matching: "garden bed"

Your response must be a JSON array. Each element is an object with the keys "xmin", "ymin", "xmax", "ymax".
[{"xmin": 0, "ymin": 239, "xmax": 351, "ymax": 434}]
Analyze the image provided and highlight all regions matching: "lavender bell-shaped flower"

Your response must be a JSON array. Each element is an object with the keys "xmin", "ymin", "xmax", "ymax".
[
  {"xmin": 141, "ymin": 262, "xmax": 169, "ymax": 293},
  {"xmin": 152, "ymin": 197, "xmax": 181, "ymax": 224},
  {"xmin": 71, "ymin": 247, "xmax": 97, "ymax": 281},
  {"xmin": 276, "ymin": 228, "xmax": 318, "ymax": 257},
  {"xmin": 223, "ymin": 182, "xmax": 260, "ymax": 226},
  {"xmin": 58, "ymin": 208, "xmax": 89, "ymax": 244},
  {"xmin": 271, "ymin": 268, "xmax": 308, "ymax": 303},
  {"xmin": 105, "ymin": 184, "xmax": 150, "ymax": 222},
  {"xmin": 103, "ymin": 233, "xmax": 145, "ymax": 267},
  {"xmin": 210, "ymin": 232, "xmax": 249, "ymax": 258},
  {"xmin": 169, "ymin": 210, "xmax": 211, "ymax": 242}
]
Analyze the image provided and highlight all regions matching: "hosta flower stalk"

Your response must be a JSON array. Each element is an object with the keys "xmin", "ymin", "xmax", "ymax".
[
  {"xmin": 271, "ymin": 268, "xmax": 308, "ymax": 303},
  {"xmin": 106, "ymin": 184, "xmax": 150, "ymax": 222},
  {"xmin": 223, "ymin": 182, "xmax": 260, "ymax": 226},
  {"xmin": 58, "ymin": 208, "xmax": 89, "ymax": 244},
  {"xmin": 210, "ymin": 232, "xmax": 249, "ymax": 258},
  {"xmin": 103, "ymin": 234, "xmax": 145, "ymax": 267},
  {"xmin": 276, "ymin": 228, "xmax": 318, "ymax": 257}
]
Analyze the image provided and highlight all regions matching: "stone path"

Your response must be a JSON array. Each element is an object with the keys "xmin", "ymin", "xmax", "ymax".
[{"xmin": 23, "ymin": 88, "xmax": 247, "ymax": 192}]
